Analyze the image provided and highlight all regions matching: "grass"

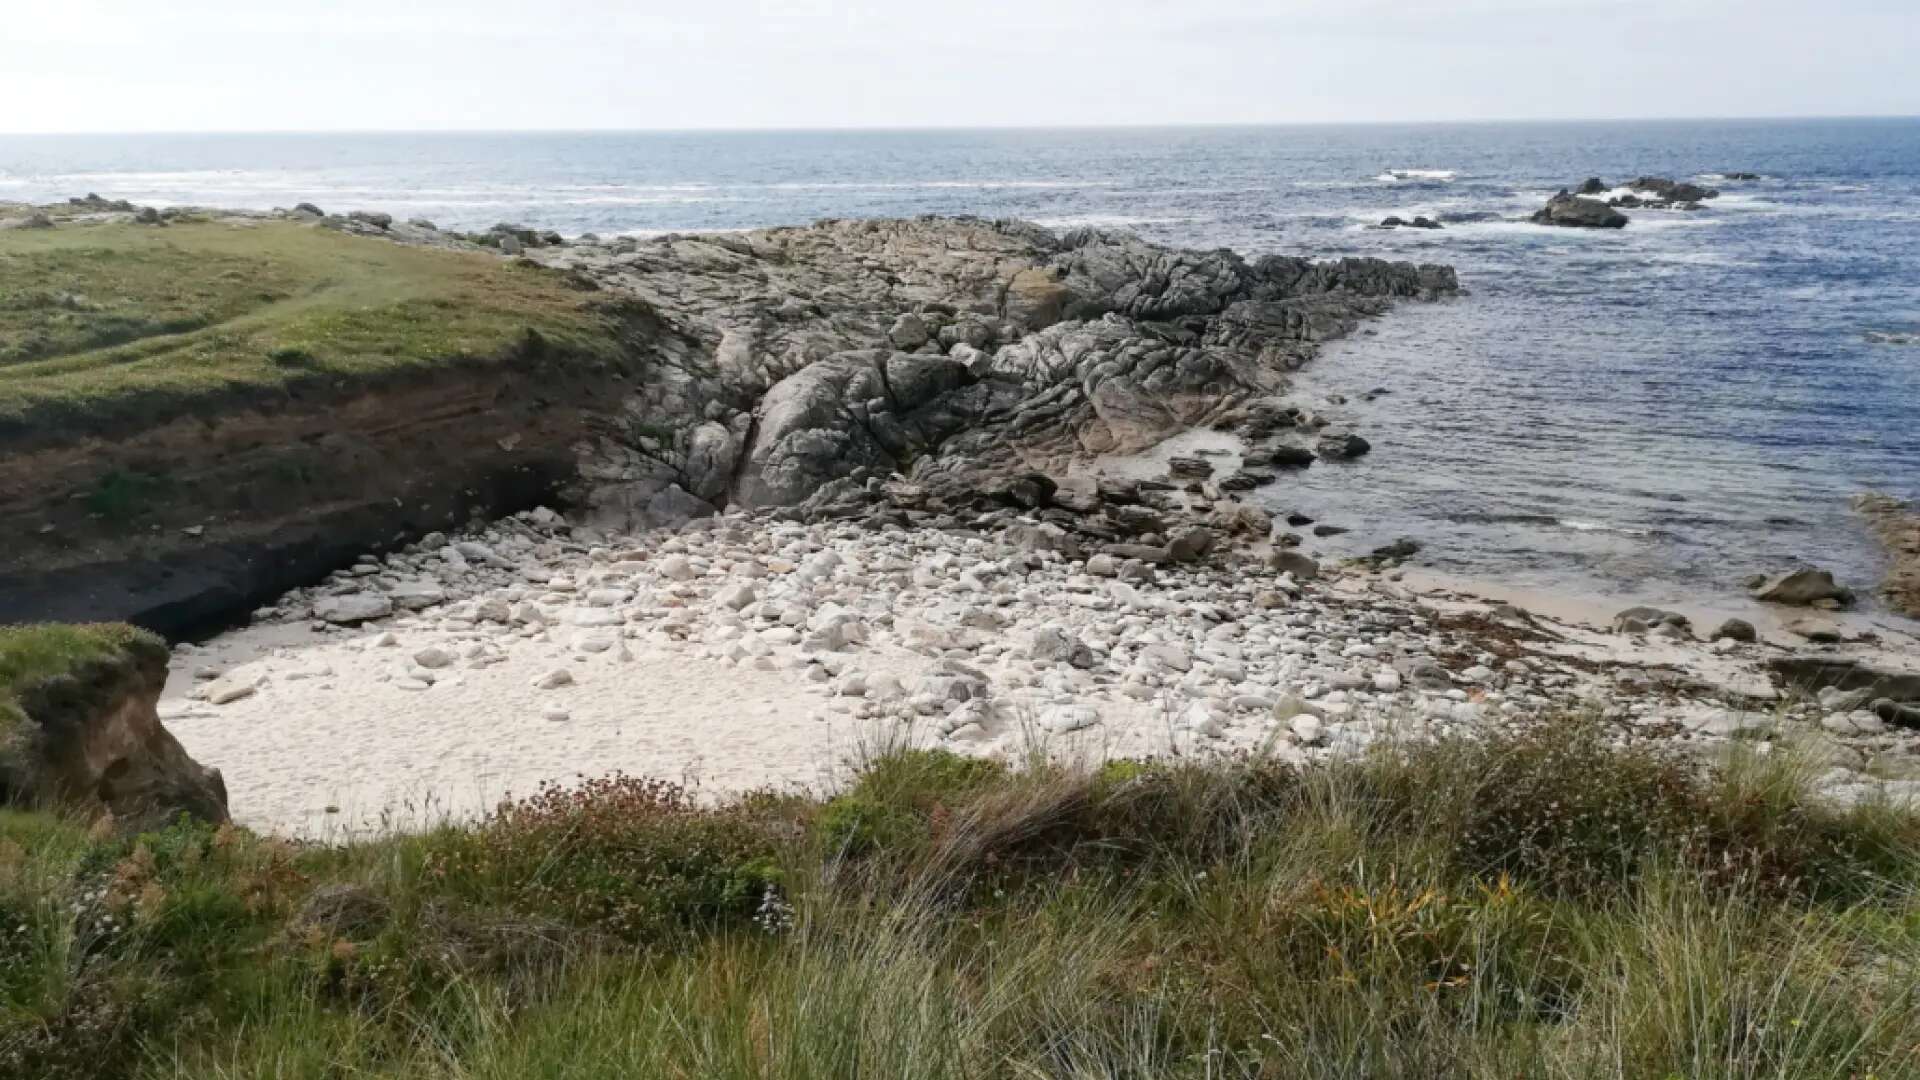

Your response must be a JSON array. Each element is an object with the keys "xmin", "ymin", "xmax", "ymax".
[
  {"xmin": 0, "ymin": 623, "xmax": 164, "ymax": 733},
  {"xmin": 2, "ymin": 718, "xmax": 1919, "ymax": 1079},
  {"xmin": 0, "ymin": 219, "xmax": 629, "ymax": 439}
]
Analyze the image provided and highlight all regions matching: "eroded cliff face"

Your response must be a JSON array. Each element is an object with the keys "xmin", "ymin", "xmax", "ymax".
[
  {"xmin": 0, "ymin": 215, "xmax": 1454, "ymax": 636},
  {"xmin": 0, "ymin": 627, "xmax": 226, "ymax": 831},
  {"xmin": 537, "ymin": 218, "xmax": 1457, "ymax": 529},
  {"xmin": 0, "ymin": 336, "xmax": 652, "ymax": 638}
]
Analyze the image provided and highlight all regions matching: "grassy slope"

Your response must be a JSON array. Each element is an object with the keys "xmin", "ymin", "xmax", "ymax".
[
  {"xmin": 3, "ymin": 721, "xmax": 1918, "ymax": 1079},
  {"xmin": 0, "ymin": 218, "xmax": 623, "ymax": 438},
  {"xmin": 0, "ymin": 624, "xmax": 162, "ymax": 731}
]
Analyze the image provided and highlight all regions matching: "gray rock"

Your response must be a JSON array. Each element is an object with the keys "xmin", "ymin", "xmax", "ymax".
[
  {"xmin": 1752, "ymin": 568, "xmax": 1854, "ymax": 608},
  {"xmin": 313, "ymin": 593, "xmax": 393, "ymax": 625},
  {"xmin": 887, "ymin": 313, "xmax": 932, "ymax": 350},
  {"xmin": 1316, "ymin": 432, "xmax": 1372, "ymax": 460},
  {"xmin": 1613, "ymin": 606, "xmax": 1690, "ymax": 635},
  {"xmin": 1531, "ymin": 192, "xmax": 1629, "ymax": 229},
  {"xmin": 1043, "ymin": 704, "xmax": 1100, "ymax": 733},
  {"xmin": 412, "ymin": 646, "xmax": 456, "ymax": 670},
  {"xmin": 1710, "ymin": 618, "xmax": 1757, "ymax": 642},
  {"xmin": 1267, "ymin": 550, "xmax": 1320, "ymax": 581}
]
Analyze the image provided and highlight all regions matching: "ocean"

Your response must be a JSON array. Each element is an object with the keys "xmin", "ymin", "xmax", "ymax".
[{"xmin": 4, "ymin": 120, "xmax": 1917, "ymax": 618}]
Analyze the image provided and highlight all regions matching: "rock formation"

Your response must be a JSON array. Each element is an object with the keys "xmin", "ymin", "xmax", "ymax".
[
  {"xmin": 1855, "ymin": 493, "xmax": 1920, "ymax": 618},
  {"xmin": 531, "ymin": 217, "xmax": 1457, "ymax": 533},
  {"xmin": 1531, "ymin": 191, "xmax": 1629, "ymax": 229},
  {"xmin": 1751, "ymin": 568, "xmax": 1855, "ymax": 609},
  {"xmin": 0, "ymin": 624, "xmax": 228, "ymax": 830},
  {"xmin": 0, "ymin": 211, "xmax": 1453, "ymax": 637}
]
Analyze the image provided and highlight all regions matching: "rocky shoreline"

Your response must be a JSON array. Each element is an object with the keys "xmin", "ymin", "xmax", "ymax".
[
  {"xmin": 0, "ymin": 204, "xmax": 1453, "ymax": 637},
  {"xmin": 9, "ymin": 201, "xmax": 1920, "ymax": 836},
  {"xmin": 1855, "ymin": 493, "xmax": 1920, "ymax": 619},
  {"xmin": 163, "ymin": 495, "xmax": 1920, "ymax": 837}
]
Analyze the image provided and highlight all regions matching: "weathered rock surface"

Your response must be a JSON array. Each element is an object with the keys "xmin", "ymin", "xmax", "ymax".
[
  {"xmin": 534, "ymin": 218, "xmax": 1455, "ymax": 532},
  {"xmin": 1613, "ymin": 606, "xmax": 1690, "ymax": 635},
  {"xmin": 1854, "ymin": 493, "xmax": 1920, "ymax": 618},
  {"xmin": 1531, "ymin": 192, "xmax": 1629, "ymax": 229},
  {"xmin": 1752, "ymin": 568, "xmax": 1854, "ymax": 609},
  {"xmin": 1, "ymin": 627, "xmax": 228, "ymax": 830}
]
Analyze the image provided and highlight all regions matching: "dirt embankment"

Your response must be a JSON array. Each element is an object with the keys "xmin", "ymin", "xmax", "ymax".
[{"xmin": 0, "ymin": 344, "xmax": 643, "ymax": 639}]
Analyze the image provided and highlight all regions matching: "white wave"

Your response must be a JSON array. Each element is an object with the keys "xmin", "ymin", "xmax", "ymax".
[
  {"xmin": 760, "ymin": 179, "xmax": 1115, "ymax": 191},
  {"xmin": 1650, "ymin": 251, "xmax": 1751, "ymax": 268},
  {"xmin": 1375, "ymin": 168, "xmax": 1457, "ymax": 182},
  {"xmin": 1708, "ymin": 191, "xmax": 1780, "ymax": 211},
  {"xmin": 1620, "ymin": 214, "xmax": 1727, "ymax": 232},
  {"xmin": 1032, "ymin": 214, "xmax": 1197, "ymax": 229},
  {"xmin": 612, "ymin": 226, "xmax": 757, "ymax": 239},
  {"xmin": 1560, "ymin": 519, "xmax": 1655, "ymax": 537}
]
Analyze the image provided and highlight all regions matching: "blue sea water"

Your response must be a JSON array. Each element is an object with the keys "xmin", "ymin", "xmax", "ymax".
[{"xmin": 3, "ymin": 121, "xmax": 1917, "ymax": 618}]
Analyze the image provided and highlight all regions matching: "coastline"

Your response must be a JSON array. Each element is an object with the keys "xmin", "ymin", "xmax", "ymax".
[
  {"xmin": 3, "ymin": 200, "xmax": 1916, "ymax": 841},
  {"xmin": 162, "ymin": 498, "xmax": 1920, "ymax": 840}
]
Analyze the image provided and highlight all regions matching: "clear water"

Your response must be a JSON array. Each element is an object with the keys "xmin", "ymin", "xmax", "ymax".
[{"xmin": 4, "ymin": 121, "xmax": 1917, "ymax": 617}]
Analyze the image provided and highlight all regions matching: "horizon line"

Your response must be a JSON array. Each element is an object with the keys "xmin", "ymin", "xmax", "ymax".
[{"xmin": 4, "ymin": 113, "xmax": 1919, "ymax": 139}]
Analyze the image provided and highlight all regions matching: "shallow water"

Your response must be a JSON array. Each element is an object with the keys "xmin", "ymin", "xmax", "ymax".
[{"xmin": 4, "ymin": 120, "xmax": 1917, "ymax": 616}]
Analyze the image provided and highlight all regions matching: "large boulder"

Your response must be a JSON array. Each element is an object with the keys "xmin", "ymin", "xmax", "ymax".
[
  {"xmin": 736, "ymin": 350, "xmax": 972, "ymax": 507},
  {"xmin": 1531, "ymin": 192, "xmax": 1629, "ymax": 229},
  {"xmin": 0, "ymin": 624, "xmax": 228, "ymax": 831},
  {"xmin": 1752, "ymin": 568, "xmax": 1854, "ymax": 608}
]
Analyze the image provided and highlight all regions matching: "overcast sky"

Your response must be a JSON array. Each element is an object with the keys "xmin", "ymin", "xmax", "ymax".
[{"xmin": 5, "ymin": 0, "xmax": 1916, "ymax": 133}]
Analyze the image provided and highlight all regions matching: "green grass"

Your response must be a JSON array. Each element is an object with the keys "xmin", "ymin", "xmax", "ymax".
[
  {"xmin": 0, "ymin": 623, "xmax": 163, "ymax": 733},
  {"xmin": 0, "ymin": 219, "xmax": 627, "ymax": 439},
  {"xmin": 3, "ymin": 724, "xmax": 1919, "ymax": 1079}
]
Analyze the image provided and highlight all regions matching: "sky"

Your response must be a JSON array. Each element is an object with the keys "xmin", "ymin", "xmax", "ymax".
[{"xmin": 4, "ymin": 0, "xmax": 1916, "ymax": 133}]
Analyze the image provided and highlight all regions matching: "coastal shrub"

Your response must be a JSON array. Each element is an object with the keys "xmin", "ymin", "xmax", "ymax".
[
  {"xmin": 1438, "ymin": 720, "xmax": 1701, "ymax": 897},
  {"xmin": 816, "ymin": 749, "xmax": 1006, "ymax": 858},
  {"xmin": 423, "ymin": 774, "xmax": 782, "ymax": 942}
]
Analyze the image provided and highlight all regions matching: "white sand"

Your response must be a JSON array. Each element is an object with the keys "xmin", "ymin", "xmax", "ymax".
[
  {"xmin": 158, "ymin": 506, "xmax": 1920, "ymax": 840},
  {"xmin": 164, "ymin": 623, "xmax": 938, "ymax": 839},
  {"xmin": 162, "ymin": 584, "xmax": 1214, "ymax": 839}
]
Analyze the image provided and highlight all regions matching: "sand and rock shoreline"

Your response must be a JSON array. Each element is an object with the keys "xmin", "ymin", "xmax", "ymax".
[
  {"xmin": 7, "ymin": 200, "xmax": 1920, "ymax": 837},
  {"xmin": 162, "ymin": 496, "xmax": 1920, "ymax": 838}
]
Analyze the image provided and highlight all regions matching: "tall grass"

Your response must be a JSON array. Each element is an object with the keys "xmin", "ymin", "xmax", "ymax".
[{"xmin": 4, "ymin": 717, "xmax": 1918, "ymax": 1079}]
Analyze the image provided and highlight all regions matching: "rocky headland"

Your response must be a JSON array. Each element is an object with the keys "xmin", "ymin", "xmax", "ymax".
[{"xmin": 0, "ymin": 202, "xmax": 1453, "ymax": 636}]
